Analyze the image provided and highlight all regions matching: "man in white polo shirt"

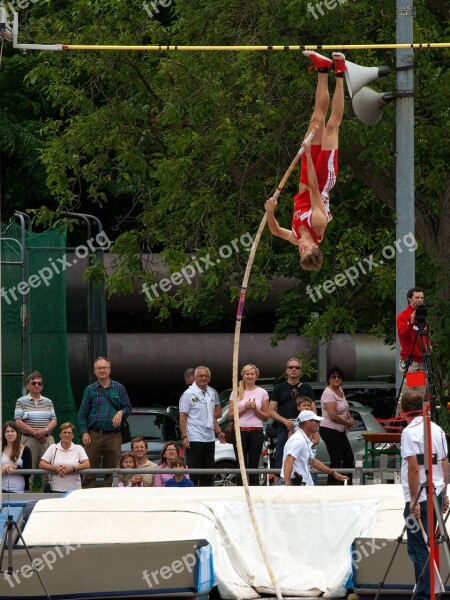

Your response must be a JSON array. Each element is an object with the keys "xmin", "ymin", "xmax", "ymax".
[
  {"xmin": 281, "ymin": 410, "xmax": 348, "ymax": 485},
  {"xmin": 400, "ymin": 390, "xmax": 448, "ymax": 600},
  {"xmin": 179, "ymin": 366, "xmax": 226, "ymax": 486},
  {"xmin": 14, "ymin": 370, "xmax": 57, "ymax": 488}
]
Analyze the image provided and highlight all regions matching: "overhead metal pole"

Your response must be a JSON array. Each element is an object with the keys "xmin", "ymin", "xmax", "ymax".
[{"xmin": 395, "ymin": 0, "xmax": 415, "ymax": 393}]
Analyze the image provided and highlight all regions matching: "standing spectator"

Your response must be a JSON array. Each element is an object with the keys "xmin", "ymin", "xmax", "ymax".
[
  {"xmin": 131, "ymin": 437, "xmax": 158, "ymax": 486},
  {"xmin": 117, "ymin": 452, "xmax": 143, "ymax": 487},
  {"xmin": 400, "ymin": 390, "xmax": 448, "ymax": 599},
  {"xmin": 14, "ymin": 371, "xmax": 57, "ymax": 489},
  {"xmin": 154, "ymin": 441, "xmax": 189, "ymax": 487},
  {"xmin": 228, "ymin": 364, "xmax": 269, "ymax": 486},
  {"xmin": 184, "ymin": 368, "xmax": 195, "ymax": 386},
  {"xmin": 179, "ymin": 366, "xmax": 226, "ymax": 486},
  {"xmin": 319, "ymin": 366, "xmax": 355, "ymax": 485},
  {"xmin": 281, "ymin": 411, "xmax": 348, "ymax": 485},
  {"xmin": 40, "ymin": 422, "xmax": 90, "ymax": 493},
  {"xmin": 268, "ymin": 358, "xmax": 315, "ymax": 484},
  {"xmin": 290, "ymin": 397, "xmax": 316, "ymax": 435},
  {"xmin": 78, "ymin": 357, "xmax": 132, "ymax": 488},
  {"xmin": 165, "ymin": 456, "xmax": 195, "ymax": 488},
  {"xmin": 2, "ymin": 421, "xmax": 32, "ymax": 493}
]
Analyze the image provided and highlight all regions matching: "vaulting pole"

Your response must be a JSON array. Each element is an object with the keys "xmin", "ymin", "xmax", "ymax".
[{"xmin": 231, "ymin": 126, "xmax": 317, "ymax": 600}]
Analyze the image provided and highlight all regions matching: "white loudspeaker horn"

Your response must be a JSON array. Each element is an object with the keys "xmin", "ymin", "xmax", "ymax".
[
  {"xmin": 351, "ymin": 87, "xmax": 396, "ymax": 125},
  {"xmin": 345, "ymin": 60, "xmax": 392, "ymax": 98}
]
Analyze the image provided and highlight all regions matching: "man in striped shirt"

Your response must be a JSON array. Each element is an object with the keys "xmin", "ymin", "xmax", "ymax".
[
  {"xmin": 78, "ymin": 356, "xmax": 132, "ymax": 488},
  {"xmin": 14, "ymin": 371, "xmax": 57, "ymax": 489}
]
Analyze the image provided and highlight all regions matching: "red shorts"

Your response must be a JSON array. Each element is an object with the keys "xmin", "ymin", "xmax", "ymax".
[{"xmin": 299, "ymin": 144, "xmax": 339, "ymax": 197}]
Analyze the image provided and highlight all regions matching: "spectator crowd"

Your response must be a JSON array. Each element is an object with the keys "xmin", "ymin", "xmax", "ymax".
[{"xmin": 2, "ymin": 356, "xmax": 357, "ymax": 493}]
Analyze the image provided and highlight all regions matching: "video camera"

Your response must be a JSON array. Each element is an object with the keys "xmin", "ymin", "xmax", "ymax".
[{"xmin": 414, "ymin": 302, "xmax": 428, "ymax": 324}]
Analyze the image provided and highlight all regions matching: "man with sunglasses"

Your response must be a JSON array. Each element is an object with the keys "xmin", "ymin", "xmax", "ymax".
[
  {"xmin": 14, "ymin": 371, "xmax": 57, "ymax": 489},
  {"xmin": 268, "ymin": 359, "xmax": 315, "ymax": 484}
]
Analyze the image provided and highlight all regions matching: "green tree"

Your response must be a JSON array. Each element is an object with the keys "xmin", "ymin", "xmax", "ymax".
[{"xmin": 5, "ymin": 0, "xmax": 449, "ymax": 382}]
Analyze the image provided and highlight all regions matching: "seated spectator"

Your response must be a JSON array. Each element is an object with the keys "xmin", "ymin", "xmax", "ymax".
[
  {"xmin": 154, "ymin": 441, "xmax": 189, "ymax": 487},
  {"xmin": 39, "ymin": 422, "xmax": 90, "ymax": 492},
  {"xmin": 2, "ymin": 421, "xmax": 32, "ymax": 493},
  {"xmin": 117, "ymin": 452, "xmax": 143, "ymax": 487},
  {"xmin": 165, "ymin": 456, "xmax": 195, "ymax": 488},
  {"xmin": 131, "ymin": 437, "xmax": 158, "ymax": 486}
]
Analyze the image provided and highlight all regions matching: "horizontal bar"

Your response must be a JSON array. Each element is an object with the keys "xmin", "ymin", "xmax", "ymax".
[
  {"xmin": 61, "ymin": 43, "xmax": 450, "ymax": 52},
  {"xmin": 11, "ymin": 42, "xmax": 450, "ymax": 53}
]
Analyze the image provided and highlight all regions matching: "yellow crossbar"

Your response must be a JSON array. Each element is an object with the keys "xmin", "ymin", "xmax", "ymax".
[{"xmin": 62, "ymin": 43, "xmax": 450, "ymax": 52}]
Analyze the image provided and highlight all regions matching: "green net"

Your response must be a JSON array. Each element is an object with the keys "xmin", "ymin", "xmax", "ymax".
[{"xmin": 1, "ymin": 222, "xmax": 77, "ymax": 431}]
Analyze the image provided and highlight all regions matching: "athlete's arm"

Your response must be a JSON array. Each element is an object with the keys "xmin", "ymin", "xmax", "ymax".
[{"xmin": 265, "ymin": 197, "xmax": 298, "ymax": 245}]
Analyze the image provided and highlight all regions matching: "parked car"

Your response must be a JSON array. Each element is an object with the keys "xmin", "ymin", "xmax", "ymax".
[
  {"xmin": 214, "ymin": 400, "xmax": 387, "ymax": 486},
  {"xmin": 121, "ymin": 408, "xmax": 181, "ymax": 463}
]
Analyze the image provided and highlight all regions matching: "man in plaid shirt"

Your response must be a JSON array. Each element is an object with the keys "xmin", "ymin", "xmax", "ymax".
[{"xmin": 78, "ymin": 357, "xmax": 132, "ymax": 488}]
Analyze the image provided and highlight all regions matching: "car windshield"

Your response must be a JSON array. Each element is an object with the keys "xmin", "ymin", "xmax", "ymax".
[{"xmin": 128, "ymin": 414, "xmax": 178, "ymax": 441}]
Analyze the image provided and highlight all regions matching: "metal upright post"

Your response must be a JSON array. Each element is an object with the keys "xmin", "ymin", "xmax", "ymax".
[{"xmin": 395, "ymin": 0, "xmax": 415, "ymax": 393}]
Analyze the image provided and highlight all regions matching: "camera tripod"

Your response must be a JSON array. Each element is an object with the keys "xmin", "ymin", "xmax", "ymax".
[
  {"xmin": 0, "ymin": 513, "xmax": 51, "ymax": 599},
  {"xmin": 374, "ymin": 483, "xmax": 450, "ymax": 599}
]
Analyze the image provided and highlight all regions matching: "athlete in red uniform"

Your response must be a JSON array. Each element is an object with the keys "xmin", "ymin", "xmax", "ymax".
[{"xmin": 265, "ymin": 51, "xmax": 346, "ymax": 271}]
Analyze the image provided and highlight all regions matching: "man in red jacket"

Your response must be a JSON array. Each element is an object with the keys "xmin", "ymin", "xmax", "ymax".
[
  {"xmin": 397, "ymin": 287, "xmax": 426, "ymax": 368},
  {"xmin": 396, "ymin": 288, "xmax": 427, "ymax": 412}
]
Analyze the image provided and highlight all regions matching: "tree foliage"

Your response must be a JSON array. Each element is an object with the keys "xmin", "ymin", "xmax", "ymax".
[{"xmin": 1, "ymin": 0, "xmax": 449, "ymax": 382}]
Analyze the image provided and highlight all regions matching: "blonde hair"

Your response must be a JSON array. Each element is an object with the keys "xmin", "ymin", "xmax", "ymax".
[
  {"xmin": 237, "ymin": 364, "xmax": 260, "ymax": 400},
  {"xmin": 300, "ymin": 247, "xmax": 323, "ymax": 271},
  {"xmin": 59, "ymin": 422, "xmax": 75, "ymax": 433}
]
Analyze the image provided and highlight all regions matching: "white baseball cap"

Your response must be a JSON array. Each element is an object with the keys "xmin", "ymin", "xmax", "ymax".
[{"xmin": 299, "ymin": 410, "xmax": 323, "ymax": 423}]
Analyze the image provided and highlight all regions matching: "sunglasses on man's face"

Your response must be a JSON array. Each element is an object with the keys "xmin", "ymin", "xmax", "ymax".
[
  {"xmin": 287, "ymin": 365, "xmax": 301, "ymax": 370},
  {"xmin": 29, "ymin": 381, "xmax": 43, "ymax": 386}
]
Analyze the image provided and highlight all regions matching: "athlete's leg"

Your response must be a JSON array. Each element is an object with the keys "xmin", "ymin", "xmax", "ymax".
[
  {"xmin": 303, "ymin": 51, "xmax": 331, "ymax": 145},
  {"xmin": 321, "ymin": 53, "xmax": 345, "ymax": 151}
]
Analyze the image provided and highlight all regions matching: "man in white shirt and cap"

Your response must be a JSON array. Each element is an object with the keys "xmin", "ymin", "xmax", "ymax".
[
  {"xmin": 400, "ymin": 390, "xmax": 448, "ymax": 600},
  {"xmin": 281, "ymin": 410, "xmax": 348, "ymax": 485}
]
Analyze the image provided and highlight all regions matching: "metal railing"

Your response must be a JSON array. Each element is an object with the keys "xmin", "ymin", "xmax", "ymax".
[{"xmin": 2, "ymin": 459, "xmax": 401, "ymax": 489}]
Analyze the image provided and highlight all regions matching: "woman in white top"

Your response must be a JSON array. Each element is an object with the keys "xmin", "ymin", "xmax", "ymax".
[
  {"xmin": 228, "ymin": 364, "xmax": 270, "ymax": 485},
  {"xmin": 319, "ymin": 366, "xmax": 355, "ymax": 485},
  {"xmin": 2, "ymin": 421, "xmax": 32, "ymax": 493},
  {"xmin": 40, "ymin": 422, "xmax": 90, "ymax": 492}
]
